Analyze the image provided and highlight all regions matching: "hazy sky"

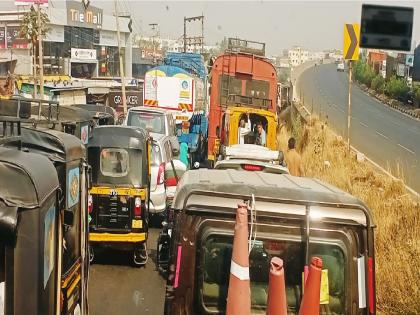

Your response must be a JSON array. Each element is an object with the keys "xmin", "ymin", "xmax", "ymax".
[{"xmin": 3, "ymin": 0, "xmax": 420, "ymax": 54}]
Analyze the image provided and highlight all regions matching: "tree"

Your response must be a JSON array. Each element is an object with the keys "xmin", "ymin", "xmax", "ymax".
[{"xmin": 20, "ymin": 6, "xmax": 50, "ymax": 45}]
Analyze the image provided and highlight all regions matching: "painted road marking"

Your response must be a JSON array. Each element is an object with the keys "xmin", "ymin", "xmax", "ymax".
[
  {"xmin": 398, "ymin": 143, "xmax": 415, "ymax": 155},
  {"xmin": 375, "ymin": 131, "xmax": 389, "ymax": 140},
  {"xmin": 338, "ymin": 108, "xmax": 345, "ymax": 113},
  {"xmin": 360, "ymin": 121, "xmax": 368, "ymax": 128}
]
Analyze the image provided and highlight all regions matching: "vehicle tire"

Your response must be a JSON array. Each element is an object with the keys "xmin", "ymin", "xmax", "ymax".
[
  {"xmin": 89, "ymin": 245, "xmax": 94, "ymax": 264},
  {"xmin": 133, "ymin": 243, "xmax": 148, "ymax": 267}
]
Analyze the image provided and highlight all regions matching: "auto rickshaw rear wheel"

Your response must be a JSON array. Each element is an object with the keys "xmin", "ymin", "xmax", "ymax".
[
  {"xmin": 133, "ymin": 243, "xmax": 148, "ymax": 267},
  {"xmin": 89, "ymin": 244, "xmax": 94, "ymax": 264}
]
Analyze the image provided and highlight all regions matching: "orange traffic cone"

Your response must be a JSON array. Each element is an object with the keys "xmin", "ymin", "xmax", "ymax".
[
  {"xmin": 226, "ymin": 203, "xmax": 251, "ymax": 315},
  {"xmin": 299, "ymin": 257, "xmax": 323, "ymax": 315},
  {"xmin": 267, "ymin": 257, "xmax": 287, "ymax": 315}
]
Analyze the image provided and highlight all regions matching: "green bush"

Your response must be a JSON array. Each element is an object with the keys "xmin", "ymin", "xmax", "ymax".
[
  {"xmin": 371, "ymin": 75, "xmax": 386, "ymax": 92},
  {"xmin": 353, "ymin": 60, "xmax": 375, "ymax": 87},
  {"xmin": 385, "ymin": 76, "xmax": 410, "ymax": 99}
]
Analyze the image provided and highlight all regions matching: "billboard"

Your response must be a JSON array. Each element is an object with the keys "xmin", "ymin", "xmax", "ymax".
[
  {"xmin": 0, "ymin": 27, "xmax": 5, "ymax": 49},
  {"xmin": 67, "ymin": 1, "xmax": 102, "ymax": 29},
  {"xmin": 6, "ymin": 26, "xmax": 29, "ymax": 49},
  {"xmin": 15, "ymin": 0, "xmax": 48, "ymax": 6},
  {"xmin": 108, "ymin": 90, "xmax": 142, "ymax": 109}
]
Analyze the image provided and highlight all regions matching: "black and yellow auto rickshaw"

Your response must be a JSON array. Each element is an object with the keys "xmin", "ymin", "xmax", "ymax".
[
  {"xmin": 87, "ymin": 126, "xmax": 151, "ymax": 266},
  {"xmin": 0, "ymin": 145, "xmax": 61, "ymax": 315},
  {"xmin": 1, "ymin": 114, "xmax": 90, "ymax": 314}
]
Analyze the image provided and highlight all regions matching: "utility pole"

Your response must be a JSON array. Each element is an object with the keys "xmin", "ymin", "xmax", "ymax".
[
  {"xmin": 114, "ymin": 0, "xmax": 127, "ymax": 116},
  {"xmin": 37, "ymin": 2, "xmax": 44, "ymax": 100},
  {"xmin": 149, "ymin": 23, "xmax": 158, "ymax": 64},
  {"xmin": 183, "ymin": 15, "xmax": 204, "ymax": 53},
  {"xmin": 347, "ymin": 60, "xmax": 352, "ymax": 152}
]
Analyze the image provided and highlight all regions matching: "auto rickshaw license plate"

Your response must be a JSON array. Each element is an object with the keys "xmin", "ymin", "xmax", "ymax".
[{"xmin": 132, "ymin": 220, "xmax": 142, "ymax": 229}]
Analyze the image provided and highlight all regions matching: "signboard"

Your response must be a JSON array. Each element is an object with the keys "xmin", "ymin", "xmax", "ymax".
[
  {"xmin": 15, "ymin": 0, "xmax": 48, "ymax": 6},
  {"xmin": 360, "ymin": 4, "xmax": 413, "ymax": 51},
  {"xmin": 179, "ymin": 79, "xmax": 192, "ymax": 102},
  {"xmin": 0, "ymin": 27, "xmax": 5, "ymax": 49},
  {"xmin": 6, "ymin": 26, "xmax": 29, "ymax": 49},
  {"xmin": 108, "ymin": 90, "xmax": 142, "ymax": 108},
  {"xmin": 397, "ymin": 63, "xmax": 405, "ymax": 77},
  {"xmin": 71, "ymin": 48, "xmax": 97, "ymax": 61},
  {"xmin": 406, "ymin": 54, "xmax": 414, "ymax": 67},
  {"xmin": 67, "ymin": 1, "xmax": 103, "ymax": 29},
  {"xmin": 343, "ymin": 23, "xmax": 360, "ymax": 60},
  {"xmin": 44, "ymin": 25, "xmax": 64, "ymax": 43}
]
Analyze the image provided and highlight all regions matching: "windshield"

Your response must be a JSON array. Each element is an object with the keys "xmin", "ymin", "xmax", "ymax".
[
  {"xmin": 201, "ymin": 235, "xmax": 345, "ymax": 314},
  {"xmin": 100, "ymin": 148, "xmax": 129, "ymax": 177},
  {"xmin": 128, "ymin": 111, "xmax": 166, "ymax": 134}
]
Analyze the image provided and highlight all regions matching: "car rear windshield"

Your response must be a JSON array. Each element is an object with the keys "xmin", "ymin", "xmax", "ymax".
[
  {"xmin": 200, "ymin": 235, "xmax": 346, "ymax": 314},
  {"xmin": 128, "ymin": 111, "xmax": 165, "ymax": 134},
  {"xmin": 100, "ymin": 148, "xmax": 129, "ymax": 177}
]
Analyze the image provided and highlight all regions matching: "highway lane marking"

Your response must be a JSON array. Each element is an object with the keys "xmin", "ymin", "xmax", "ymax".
[
  {"xmin": 397, "ymin": 143, "xmax": 415, "ymax": 155},
  {"xmin": 375, "ymin": 131, "xmax": 389, "ymax": 140},
  {"xmin": 359, "ymin": 121, "xmax": 368, "ymax": 128}
]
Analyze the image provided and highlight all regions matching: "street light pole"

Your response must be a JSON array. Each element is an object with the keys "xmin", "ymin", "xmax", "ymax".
[
  {"xmin": 347, "ymin": 61, "xmax": 353, "ymax": 152},
  {"xmin": 37, "ymin": 1, "xmax": 44, "ymax": 99},
  {"xmin": 114, "ymin": 0, "xmax": 127, "ymax": 117}
]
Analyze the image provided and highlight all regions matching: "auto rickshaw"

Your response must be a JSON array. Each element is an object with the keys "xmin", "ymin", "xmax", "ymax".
[
  {"xmin": 159, "ymin": 169, "xmax": 376, "ymax": 314},
  {"xmin": 87, "ymin": 126, "xmax": 151, "ymax": 266},
  {"xmin": 215, "ymin": 105, "xmax": 278, "ymax": 163},
  {"xmin": 0, "ymin": 116, "xmax": 89, "ymax": 314},
  {"xmin": 1, "ymin": 113, "xmax": 90, "ymax": 315}
]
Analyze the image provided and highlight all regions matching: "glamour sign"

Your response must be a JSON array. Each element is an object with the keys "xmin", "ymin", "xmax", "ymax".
[{"xmin": 67, "ymin": 1, "xmax": 103, "ymax": 29}]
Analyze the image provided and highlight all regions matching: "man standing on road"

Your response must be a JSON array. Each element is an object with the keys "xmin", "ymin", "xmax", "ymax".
[{"xmin": 285, "ymin": 137, "xmax": 304, "ymax": 176}]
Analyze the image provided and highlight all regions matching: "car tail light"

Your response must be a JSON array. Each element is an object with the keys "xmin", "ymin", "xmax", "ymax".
[
  {"xmin": 165, "ymin": 176, "xmax": 178, "ymax": 187},
  {"xmin": 88, "ymin": 194, "xmax": 93, "ymax": 214},
  {"xmin": 242, "ymin": 164, "xmax": 264, "ymax": 171},
  {"xmin": 368, "ymin": 257, "xmax": 375, "ymax": 313},
  {"xmin": 157, "ymin": 162, "xmax": 165, "ymax": 185},
  {"xmin": 134, "ymin": 197, "xmax": 142, "ymax": 217}
]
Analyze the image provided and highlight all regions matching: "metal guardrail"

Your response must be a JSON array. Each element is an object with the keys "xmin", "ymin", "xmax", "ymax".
[{"xmin": 0, "ymin": 117, "xmax": 21, "ymax": 148}]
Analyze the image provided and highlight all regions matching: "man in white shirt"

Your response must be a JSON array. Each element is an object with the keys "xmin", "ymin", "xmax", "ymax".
[{"xmin": 238, "ymin": 114, "xmax": 251, "ymax": 144}]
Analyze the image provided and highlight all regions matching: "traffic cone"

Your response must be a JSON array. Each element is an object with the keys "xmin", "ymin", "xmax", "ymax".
[
  {"xmin": 226, "ymin": 203, "xmax": 251, "ymax": 315},
  {"xmin": 299, "ymin": 257, "xmax": 323, "ymax": 315},
  {"xmin": 267, "ymin": 257, "xmax": 287, "ymax": 315}
]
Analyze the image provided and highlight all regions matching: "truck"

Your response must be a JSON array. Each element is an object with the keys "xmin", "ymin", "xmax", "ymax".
[{"xmin": 143, "ymin": 53, "xmax": 209, "ymax": 168}]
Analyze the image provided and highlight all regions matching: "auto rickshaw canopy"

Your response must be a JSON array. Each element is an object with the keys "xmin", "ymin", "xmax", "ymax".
[
  {"xmin": 172, "ymin": 169, "xmax": 374, "ymax": 227},
  {"xmin": 0, "ymin": 147, "xmax": 59, "ymax": 243}
]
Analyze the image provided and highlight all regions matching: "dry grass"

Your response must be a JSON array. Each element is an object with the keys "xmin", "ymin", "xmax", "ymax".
[{"xmin": 278, "ymin": 117, "xmax": 420, "ymax": 315}]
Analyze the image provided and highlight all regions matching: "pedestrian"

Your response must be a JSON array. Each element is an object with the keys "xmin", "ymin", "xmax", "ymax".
[
  {"xmin": 179, "ymin": 142, "xmax": 189, "ymax": 168},
  {"xmin": 285, "ymin": 137, "xmax": 304, "ymax": 176}
]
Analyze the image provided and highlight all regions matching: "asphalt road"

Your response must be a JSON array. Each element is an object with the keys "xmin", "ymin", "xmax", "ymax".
[
  {"xmin": 88, "ymin": 228, "xmax": 166, "ymax": 315},
  {"xmin": 299, "ymin": 63, "xmax": 420, "ymax": 193}
]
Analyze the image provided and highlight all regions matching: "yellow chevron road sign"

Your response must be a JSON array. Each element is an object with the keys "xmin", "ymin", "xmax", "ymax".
[{"xmin": 344, "ymin": 24, "xmax": 360, "ymax": 60}]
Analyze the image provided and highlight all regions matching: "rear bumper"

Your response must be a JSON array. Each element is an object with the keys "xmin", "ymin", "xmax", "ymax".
[
  {"xmin": 89, "ymin": 232, "xmax": 146, "ymax": 243},
  {"xmin": 150, "ymin": 184, "xmax": 167, "ymax": 214}
]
